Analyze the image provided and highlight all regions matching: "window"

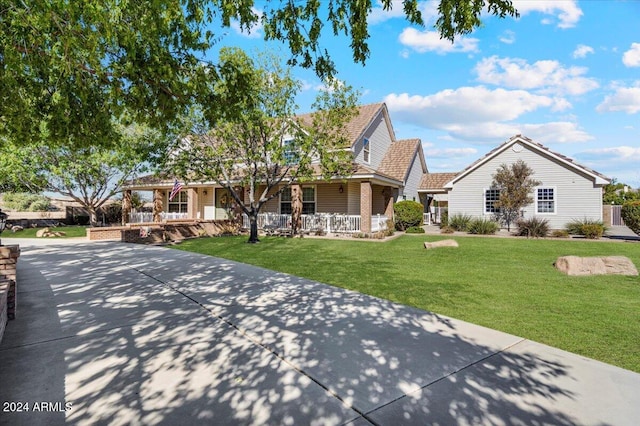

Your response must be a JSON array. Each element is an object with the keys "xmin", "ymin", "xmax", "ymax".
[
  {"xmin": 280, "ymin": 187, "xmax": 292, "ymax": 214},
  {"xmin": 280, "ymin": 186, "xmax": 316, "ymax": 214},
  {"xmin": 168, "ymin": 190, "xmax": 188, "ymax": 213},
  {"xmin": 536, "ymin": 187, "xmax": 556, "ymax": 214},
  {"xmin": 363, "ymin": 138, "xmax": 370, "ymax": 163},
  {"xmin": 283, "ymin": 138, "xmax": 298, "ymax": 165},
  {"xmin": 302, "ymin": 187, "xmax": 316, "ymax": 214},
  {"xmin": 484, "ymin": 189, "xmax": 500, "ymax": 214}
]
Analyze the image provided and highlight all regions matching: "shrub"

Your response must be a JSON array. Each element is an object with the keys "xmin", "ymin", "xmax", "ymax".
[
  {"xmin": 384, "ymin": 219, "xmax": 396, "ymax": 236},
  {"xmin": 468, "ymin": 218, "xmax": 499, "ymax": 235},
  {"xmin": 551, "ymin": 229, "xmax": 569, "ymax": 238},
  {"xmin": 394, "ymin": 200, "xmax": 423, "ymax": 231},
  {"xmin": 440, "ymin": 226, "xmax": 454, "ymax": 234},
  {"xmin": 2, "ymin": 192, "xmax": 51, "ymax": 211},
  {"xmin": 621, "ymin": 200, "xmax": 640, "ymax": 236},
  {"xmin": 566, "ymin": 218, "xmax": 607, "ymax": 239},
  {"xmin": 448, "ymin": 213, "xmax": 473, "ymax": 232},
  {"xmin": 405, "ymin": 226, "xmax": 425, "ymax": 234},
  {"xmin": 581, "ymin": 224, "xmax": 604, "ymax": 239},
  {"xmin": 440, "ymin": 210, "xmax": 449, "ymax": 228},
  {"xmin": 516, "ymin": 217, "xmax": 549, "ymax": 238}
]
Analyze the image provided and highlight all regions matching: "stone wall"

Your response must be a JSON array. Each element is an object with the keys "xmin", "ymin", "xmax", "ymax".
[{"xmin": 0, "ymin": 245, "xmax": 20, "ymax": 344}]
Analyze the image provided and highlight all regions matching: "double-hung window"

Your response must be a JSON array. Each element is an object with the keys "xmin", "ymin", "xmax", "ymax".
[
  {"xmin": 280, "ymin": 186, "xmax": 315, "ymax": 214},
  {"xmin": 280, "ymin": 187, "xmax": 292, "ymax": 214},
  {"xmin": 302, "ymin": 187, "xmax": 316, "ymax": 214},
  {"xmin": 484, "ymin": 189, "xmax": 500, "ymax": 214},
  {"xmin": 167, "ymin": 190, "xmax": 188, "ymax": 213},
  {"xmin": 536, "ymin": 187, "xmax": 556, "ymax": 214}
]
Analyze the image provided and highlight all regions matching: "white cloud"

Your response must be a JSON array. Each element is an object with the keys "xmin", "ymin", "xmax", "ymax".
[
  {"xmin": 385, "ymin": 87, "xmax": 591, "ymax": 143},
  {"xmin": 474, "ymin": 56, "xmax": 599, "ymax": 96},
  {"xmin": 499, "ymin": 30, "xmax": 516, "ymax": 45},
  {"xmin": 512, "ymin": 0, "xmax": 583, "ymax": 28},
  {"xmin": 597, "ymin": 84, "xmax": 640, "ymax": 114},
  {"xmin": 368, "ymin": 1, "xmax": 438, "ymax": 25},
  {"xmin": 622, "ymin": 43, "xmax": 640, "ymax": 67},
  {"xmin": 573, "ymin": 44, "xmax": 594, "ymax": 59},
  {"xmin": 230, "ymin": 8, "xmax": 263, "ymax": 38},
  {"xmin": 399, "ymin": 28, "xmax": 479, "ymax": 54},
  {"xmin": 581, "ymin": 146, "xmax": 640, "ymax": 162}
]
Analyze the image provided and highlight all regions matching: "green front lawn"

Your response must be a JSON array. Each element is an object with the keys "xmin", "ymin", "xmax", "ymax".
[
  {"xmin": 5, "ymin": 226, "xmax": 87, "ymax": 238},
  {"xmin": 174, "ymin": 234, "xmax": 640, "ymax": 373}
]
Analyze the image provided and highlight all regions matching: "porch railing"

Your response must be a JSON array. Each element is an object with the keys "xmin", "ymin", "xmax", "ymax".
[
  {"xmin": 424, "ymin": 207, "xmax": 447, "ymax": 225},
  {"xmin": 128, "ymin": 212, "xmax": 189, "ymax": 223},
  {"xmin": 242, "ymin": 213, "xmax": 388, "ymax": 234}
]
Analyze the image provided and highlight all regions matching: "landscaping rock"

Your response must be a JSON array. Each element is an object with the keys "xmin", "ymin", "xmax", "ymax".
[
  {"xmin": 35, "ymin": 228, "xmax": 50, "ymax": 238},
  {"xmin": 35, "ymin": 227, "xmax": 66, "ymax": 238},
  {"xmin": 554, "ymin": 255, "xmax": 638, "ymax": 276},
  {"xmin": 424, "ymin": 239, "xmax": 459, "ymax": 249}
]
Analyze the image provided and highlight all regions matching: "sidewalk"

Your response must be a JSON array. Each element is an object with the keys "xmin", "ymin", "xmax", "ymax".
[{"xmin": 1, "ymin": 240, "xmax": 639, "ymax": 425}]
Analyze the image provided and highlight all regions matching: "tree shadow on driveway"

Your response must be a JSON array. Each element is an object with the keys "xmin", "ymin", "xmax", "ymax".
[{"xmin": 1, "ymin": 241, "xmax": 637, "ymax": 425}]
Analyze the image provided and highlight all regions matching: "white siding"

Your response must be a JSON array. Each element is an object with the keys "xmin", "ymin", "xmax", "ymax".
[
  {"xmin": 449, "ymin": 144, "xmax": 603, "ymax": 229},
  {"xmin": 347, "ymin": 181, "xmax": 361, "ymax": 215},
  {"xmin": 353, "ymin": 110, "xmax": 394, "ymax": 169},
  {"xmin": 316, "ymin": 183, "xmax": 348, "ymax": 213}
]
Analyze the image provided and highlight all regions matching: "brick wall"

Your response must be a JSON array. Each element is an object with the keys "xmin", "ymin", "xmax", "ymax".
[
  {"xmin": 0, "ymin": 244, "xmax": 20, "ymax": 343},
  {"xmin": 87, "ymin": 221, "xmax": 239, "ymax": 244}
]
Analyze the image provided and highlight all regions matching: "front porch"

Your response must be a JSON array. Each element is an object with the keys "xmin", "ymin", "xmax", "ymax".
[{"xmin": 123, "ymin": 179, "xmax": 400, "ymax": 234}]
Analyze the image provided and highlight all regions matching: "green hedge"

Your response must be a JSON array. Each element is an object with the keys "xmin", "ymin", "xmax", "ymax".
[{"xmin": 621, "ymin": 201, "xmax": 640, "ymax": 236}]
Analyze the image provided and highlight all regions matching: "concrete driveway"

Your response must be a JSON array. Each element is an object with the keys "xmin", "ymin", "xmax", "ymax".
[{"xmin": 1, "ymin": 239, "xmax": 638, "ymax": 425}]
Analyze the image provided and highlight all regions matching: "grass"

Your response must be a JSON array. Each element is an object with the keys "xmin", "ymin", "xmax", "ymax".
[
  {"xmin": 5, "ymin": 226, "xmax": 87, "ymax": 238},
  {"xmin": 174, "ymin": 234, "xmax": 640, "ymax": 373}
]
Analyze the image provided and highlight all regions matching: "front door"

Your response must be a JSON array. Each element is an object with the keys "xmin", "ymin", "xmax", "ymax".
[{"xmin": 215, "ymin": 188, "xmax": 231, "ymax": 220}]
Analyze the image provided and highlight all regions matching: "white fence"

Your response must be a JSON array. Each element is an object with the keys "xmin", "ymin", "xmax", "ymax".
[
  {"xmin": 424, "ymin": 207, "xmax": 447, "ymax": 225},
  {"xmin": 128, "ymin": 212, "xmax": 189, "ymax": 223},
  {"xmin": 242, "ymin": 213, "xmax": 388, "ymax": 234}
]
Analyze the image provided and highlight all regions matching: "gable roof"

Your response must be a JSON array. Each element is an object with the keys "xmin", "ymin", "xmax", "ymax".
[
  {"xmin": 445, "ymin": 134, "xmax": 610, "ymax": 188},
  {"xmin": 419, "ymin": 172, "xmax": 459, "ymax": 193},
  {"xmin": 297, "ymin": 102, "xmax": 394, "ymax": 148},
  {"xmin": 378, "ymin": 138, "xmax": 424, "ymax": 182}
]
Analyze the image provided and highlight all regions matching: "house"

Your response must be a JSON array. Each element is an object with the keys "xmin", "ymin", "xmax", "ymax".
[
  {"xmin": 426, "ymin": 135, "xmax": 610, "ymax": 229},
  {"xmin": 123, "ymin": 103, "xmax": 428, "ymax": 233}
]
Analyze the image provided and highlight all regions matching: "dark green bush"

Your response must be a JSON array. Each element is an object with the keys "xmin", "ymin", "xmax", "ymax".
[
  {"xmin": 621, "ymin": 200, "xmax": 640, "ymax": 236},
  {"xmin": 516, "ymin": 217, "xmax": 549, "ymax": 238},
  {"xmin": 448, "ymin": 213, "xmax": 473, "ymax": 232},
  {"xmin": 566, "ymin": 218, "xmax": 607, "ymax": 239},
  {"xmin": 405, "ymin": 226, "xmax": 425, "ymax": 234},
  {"xmin": 468, "ymin": 218, "xmax": 499, "ymax": 235},
  {"xmin": 440, "ymin": 210, "xmax": 449, "ymax": 228},
  {"xmin": 394, "ymin": 200, "xmax": 423, "ymax": 231}
]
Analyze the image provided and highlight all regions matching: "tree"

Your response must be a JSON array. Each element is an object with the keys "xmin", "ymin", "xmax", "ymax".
[
  {"xmin": 169, "ymin": 48, "xmax": 358, "ymax": 243},
  {"xmin": 621, "ymin": 201, "xmax": 640, "ymax": 236},
  {"xmin": 0, "ymin": 124, "xmax": 166, "ymax": 226},
  {"xmin": 603, "ymin": 178, "xmax": 640, "ymax": 205},
  {"xmin": 491, "ymin": 160, "xmax": 541, "ymax": 231},
  {"xmin": 0, "ymin": 1, "xmax": 518, "ymax": 147}
]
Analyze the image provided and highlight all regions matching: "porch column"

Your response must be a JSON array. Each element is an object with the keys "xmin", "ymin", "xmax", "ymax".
[
  {"xmin": 291, "ymin": 184, "xmax": 302, "ymax": 234},
  {"xmin": 121, "ymin": 190, "xmax": 132, "ymax": 225},
  {"xmin": 232, "ymin": 186, "xmax": 245, "ymax": 223},
  {"xmin": 188, "ymin": 188, "xmax": 199, "ymax": 220},
  {"xmin": 153, "ymin": 189, "xmax": 163, "ymax": 223},
  {"xmin": 360, "ymin": 181, "xmax": 372, "ymax": 233}
]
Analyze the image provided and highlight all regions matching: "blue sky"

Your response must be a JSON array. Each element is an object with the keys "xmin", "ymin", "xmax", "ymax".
[{"xmin": 213, "ymin": 0, "xmax": 640, "ymax": 187}]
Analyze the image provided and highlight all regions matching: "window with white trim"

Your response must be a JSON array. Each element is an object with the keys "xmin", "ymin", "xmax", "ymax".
[
  {"xmin": 283, "ymin": 138, "xmax": 298, "ymax": 165},
  {"xmin": 280, "ymin": 187, "xmax": 292, "ymax": 214},
  {"xmin": 363, "ymin": 138, "xmax": 370, "ymax": 163},
  {"xmin": 536, "ymin": 187, "xmax": 556, "ymax": 214},
  {"xmin": 484, "ymin": 189, "xmax": 500, "ymax": 214},
  {"xmin": 168, "ymin": 190, "xmax": 188, "ymax": 213},
  {"xmin": 302, "ymin": 187, "xmax": 316, "ymax": 214}
]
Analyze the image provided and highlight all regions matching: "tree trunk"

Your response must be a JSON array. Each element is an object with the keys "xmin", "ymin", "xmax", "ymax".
[
  {"xmin": 121, "ymin": 190, "xmax": 132, "ymax": 225},
  {"xmin": 88, "ymin": 207, "xmax": 99, "ymax": 227},
  {"xmin": 248, "ymin": 213, "xmax": 260, "ymax": 243}
]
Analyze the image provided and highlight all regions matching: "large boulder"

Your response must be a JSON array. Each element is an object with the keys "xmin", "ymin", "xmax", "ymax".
[
  {"xmin": 424, "ymin": 239, "xmax": 459, "ymax": 249},
  {"xmin": 555, "ymin": 256, "xmax": 638, "ymax": 276},
  {"xmin": 35, "ymin": 228, "xmax": 50, "ymax": 238}
]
